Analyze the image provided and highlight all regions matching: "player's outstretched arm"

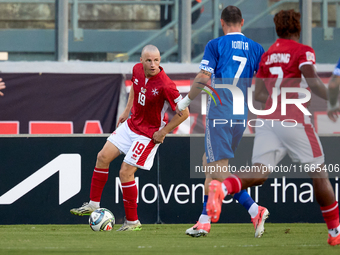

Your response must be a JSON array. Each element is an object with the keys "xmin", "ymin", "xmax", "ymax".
[
  {"xmin": 117, "ymin": 86, "xmax": 134, "ymax": 127},
  {"xmin": 176, "ymin": 70, "xmax": 211, "ymax": 115},
  {"xmin": 300, "ymin": 65, "xmax": 327, "ymax": 100},
  {"xmin": 327, "ymin": 74, "xmax": 340, "ymax": 122},
  {"xmin": 0, "ymin": 78, "xmax": 5, "ymax": 96},
  {"xmin": 188, "ymin": 69, "xmax": 212, "ymax": 101},
  {"xmin": 152, "ymin": 107, "xmax": 189, "ymax": 144}
]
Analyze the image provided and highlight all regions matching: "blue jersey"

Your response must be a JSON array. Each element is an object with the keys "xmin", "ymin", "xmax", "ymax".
[
  {"xmin": 334, "ymin": 58, "xmax": 340, "ymax": 76},
  {"xmin": 200, "ymin": 32, "xmax": 264, "ymax": 120}
]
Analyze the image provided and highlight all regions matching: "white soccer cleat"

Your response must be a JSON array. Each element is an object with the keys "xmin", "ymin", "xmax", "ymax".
[
  {"xmin": 251, "ymin": 206, "xmax": 270, "ymax": 238},
  {"xmin": 185, "ymin": 222, "xmax": 211, "ymax": 237},
  {"xmin": 117, "ymin": 217, "xmax": 142, "ymax": 231},
  {"xmin": 70, "ymin": 202, "xmax": 98, "ymax": 216}
]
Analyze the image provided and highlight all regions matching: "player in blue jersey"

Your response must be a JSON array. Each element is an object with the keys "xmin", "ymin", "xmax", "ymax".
[
  {"xmin": 177, "ymin": 6, "xmax": 269, "ymax": 238},
  {"xmin": 327, "ymin": 58, "xmax": 340, "ymax": 122}
]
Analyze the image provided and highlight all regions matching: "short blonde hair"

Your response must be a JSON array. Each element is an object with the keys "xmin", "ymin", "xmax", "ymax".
[{"xmin": 141, "ymin": 45, "xmax": 160, "ymax": 57}]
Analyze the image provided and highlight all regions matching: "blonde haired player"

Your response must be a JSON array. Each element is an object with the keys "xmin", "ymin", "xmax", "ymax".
[{"xmin": 71, "ymin": 45, "xmax": 189, "ymax": 231}]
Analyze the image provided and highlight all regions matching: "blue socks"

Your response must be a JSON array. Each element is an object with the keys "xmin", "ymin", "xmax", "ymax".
[
  {"xmin": 201, "ymin": 195, "xmax": 209, "ymax": 215},
  {"xmin": 234, "ymin": 189, "xmax": 259, "ymax": 218},
  {"xmin": 200, "ymin": 190, "xmax": 258, "ymax": 221},
  {"xmin": 202, "ymin": 190, "xmax": 255, "ymax": 212},
  {"xmin": 233, "ymin": 190, "xmax": 255, "ymax": 211}
]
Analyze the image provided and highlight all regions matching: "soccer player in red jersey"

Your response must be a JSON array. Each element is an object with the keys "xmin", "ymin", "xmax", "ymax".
[
  {"xmin": 206, "ymin": 10, "xmax": 340, "ymax": 246},
  {"xmin": 70, "ymin": 45, "xmax": 189, "ymax": 231}
]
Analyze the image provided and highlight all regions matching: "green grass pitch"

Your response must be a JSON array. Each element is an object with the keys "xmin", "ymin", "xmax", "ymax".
[{"xmin": 0, "ymin": 223, "xmax": 339, "ymax": 255}]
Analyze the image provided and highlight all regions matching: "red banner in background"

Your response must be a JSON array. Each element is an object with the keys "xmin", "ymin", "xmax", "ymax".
[
  {"xmin": 0, "ymin": 72, "xmax": 337, "ymax": 135},
  {"xmin": 0, "ymin": 73, "xmax": 122, "ymax": 134}
]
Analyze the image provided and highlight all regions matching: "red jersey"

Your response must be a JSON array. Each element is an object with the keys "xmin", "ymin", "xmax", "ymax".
[
  {"xmin": 256, "ymin": 38, "xmax": 316, "ymax": 123},
  {"xmin": 127, "ymin": 63, "xmax": 182, "ymax": 138}
]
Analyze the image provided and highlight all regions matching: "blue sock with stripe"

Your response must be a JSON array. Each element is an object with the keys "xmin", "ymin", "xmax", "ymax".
[{"xmin": 234, "ymin": 190, "xmax": 258, "ymax": 218}]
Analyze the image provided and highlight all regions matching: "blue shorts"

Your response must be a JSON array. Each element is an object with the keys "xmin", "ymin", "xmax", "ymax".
[{"xmin": 205, "ymin": 119, "xmax": 246, "ymax": 163}]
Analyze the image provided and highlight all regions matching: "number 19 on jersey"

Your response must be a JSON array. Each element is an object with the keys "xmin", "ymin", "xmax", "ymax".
[{"xmin": 138, "ymin": 92, "xmax": 146, "ymax": 106}]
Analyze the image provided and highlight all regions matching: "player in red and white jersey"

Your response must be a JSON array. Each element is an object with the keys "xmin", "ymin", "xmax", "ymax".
[
  {"xmin": 205, "ymin": 10, "xmax": 340, "ymax": 246},
  {"xmin": 70, "ymin": 45, "xmax": 189, "ymax": 231},
  {"xmin": 256, "ymin": 35, "xmax": 318, "ymax": 123},
  {"xmin": 127, "ymin": 62, "xmax": 183, "ymax": 139}
]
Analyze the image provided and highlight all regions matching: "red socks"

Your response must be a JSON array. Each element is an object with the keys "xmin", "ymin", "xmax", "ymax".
[
  {"xmin": 222, "ymin": 175, "xmax": 242, "ymax": 195},
  {"xmin": 90, "ymin": 167, "xmax": 138, "ymax": 221},
  {"xmin": 321, "ymin": 201, "xmax": 340, "ymax": 229},
  {"xmin": 122, "ymin": 180, "xmax": 138, "ymax": 221},
  {"xmin": 90, "ymin": 167, "xmax": 109, "ymax": 202}
]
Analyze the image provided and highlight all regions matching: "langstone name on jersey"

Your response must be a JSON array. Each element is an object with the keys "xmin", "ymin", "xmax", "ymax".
[{"xmin": 265, "ymin": 53, "xmax": 291, "ymax": 65}]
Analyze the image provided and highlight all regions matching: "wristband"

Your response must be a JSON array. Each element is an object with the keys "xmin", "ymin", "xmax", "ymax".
[
  {"xmin": 327, "ymin": 100, "xmax": 340, "ymax": 111},
  {"xmin": 177, "ymin": 94, "xmax": 192, "ymax": 111}
]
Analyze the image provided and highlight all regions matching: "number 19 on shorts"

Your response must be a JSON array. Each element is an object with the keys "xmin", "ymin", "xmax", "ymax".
[{"xmin": 132, "ymin": 141, "xmax": 145, "ymax": 155}]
